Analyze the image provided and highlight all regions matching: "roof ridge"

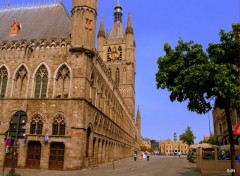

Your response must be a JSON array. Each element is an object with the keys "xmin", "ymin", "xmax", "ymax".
[{"xmin": 0, "ymin": 0, "xmax": 62, "ymax": 12}]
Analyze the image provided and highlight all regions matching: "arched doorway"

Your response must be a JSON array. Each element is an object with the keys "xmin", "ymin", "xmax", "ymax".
[
  {"xmin": 26, "ymin": 141, "xmax": 41, "ymax": 169},
  {"xmin": 86, "ymin": 127, "xmax": 91, "ymax": 157},
  {"xmin": 5, "ymin": 111, "xmax": 27, "ymax": 168},
  {"xmin": 49, "ymin": 142, "xmax": 65, "ymax": 170}
]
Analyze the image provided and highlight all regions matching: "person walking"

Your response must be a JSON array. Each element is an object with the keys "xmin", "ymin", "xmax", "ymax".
[
  {"xmin": 133, "ymin": 153, "xmax": 137, "ymax": 161},
  {"xmin": 147, "ymin": 152, "xmax": 150, "ymax": 161}
]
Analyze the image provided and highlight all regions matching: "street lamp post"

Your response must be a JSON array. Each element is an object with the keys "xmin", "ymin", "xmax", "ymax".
[
  {"xmin": 9, "ymin": 111, "xmax": 21, "ymax": 176},
  {"xmin": 2, "ymin": 131, "xmax": 9, "ymax": 176},
  {"xmin": 8, "ymin": 111, "xmax": 26, "ymax": 176}
]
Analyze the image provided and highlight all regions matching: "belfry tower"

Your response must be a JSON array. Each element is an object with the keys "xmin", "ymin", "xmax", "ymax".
[{"xmin": 97, "ymin": 1, "xmax": 136, "ymax": 119}]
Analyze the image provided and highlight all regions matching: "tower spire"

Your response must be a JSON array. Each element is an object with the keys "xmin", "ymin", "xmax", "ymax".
[
  {"xmin": 136, "ymin": 106, "xmax": 141, "ymax": 133},
  {"xmin": 98, "ymin": 17, "xmax": 105, "ymax": 38},
  {"xmin": 126, "ymin": 12, "xmax": 134, "ymax": 34}
]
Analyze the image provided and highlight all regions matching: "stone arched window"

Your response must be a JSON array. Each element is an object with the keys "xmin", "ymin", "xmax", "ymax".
[
  {"xmin": 52, "ymin": 115, "xmax": 66, "ymax": 135},
  {"xmin": 123, "ymin": 67, "xmax": 127, "ymax": 84},
  {"xmin": 55, "ymin": 64, "xmax": 70, "ymax": 98},
  {"xmin": 0, "ymin": 66, "xmax": 8, "ymax": 98},
  {"xmin": 14, "ymin": 65, "xmax": 28, "ymax": 98},
  {"xmin": 115, "ymin": 68, "xmax": 120, "ymax": 86},
  {"xmin": 89, "ymin": 71, "xmax": 95, "ymax": 102},
  {"xmin": 34, "ymin": 65, "xmax": 48, "ymax": 98},
  {"xmin": 118, "ymin": 46, "xmax": 122, "ymax": 60},
  {"xmin": 108, "ymin": 68, "xmax": 112, "ymax": 77},
  {"xmin": 107, "ymin": 47, "xmax": 112, "ymax": 61},
  {"xmin": 30, "ymin": 115, "xmax": 43, "ymax": 135},
  {"xmin": 86, "ymin": 126, "xmax": 92, "ymax": 157}
]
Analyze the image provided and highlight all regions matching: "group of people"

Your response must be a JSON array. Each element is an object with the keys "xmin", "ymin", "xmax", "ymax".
[{"xmin": 133, "ymin": 152, "xmax": 150, "ymax": 161}]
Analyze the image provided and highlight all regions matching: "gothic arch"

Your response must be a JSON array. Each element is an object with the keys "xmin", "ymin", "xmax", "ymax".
[
  {"xmin": 0, "ymin": 64, "xmax": 10, "ymax": 98},
  {"xmin": 12, "ymin": 63, "xmax": 29, "ymax": 98},
  {"xmin": 31, "ymin": 63, "xmax": 51, "ymax": 98},
  {"xmin": 29, "ymin": 111, "xmax": 47, "ymax": 124},
  {"xmin": 118, "ymin": 46, "xmax": 122, "ymax": 60},
  {"xmin": 107, "ymin": 47, "xmax": 112, "ymax": 61},
  {"xmin": 29, "ymin": 113, "xmax": 44, "ymax": 135},
  {"xmin": 26, "ymin": 111, "xmax": 46, "ymax": 133},
  {"xmin": 51, "ymin": 113, "xmax": 67, "ymax": 136},
  {"xmin": 86, "ymin": 124, "xmax": 93, "ymax": 157},
  {"xmin": 115, "ymin": 68, "xmax": 120, "ymax": 86},
  {"xmin": 123, "ymin": 67, "xmax": 127, "ymax": 84},
  {"xmin": 53, "ymin": 63, "xmax": 72, "ymax": 98},
  {"xmin": 51, "ymin": 111, "xmax": 68, "ymax": 124}
]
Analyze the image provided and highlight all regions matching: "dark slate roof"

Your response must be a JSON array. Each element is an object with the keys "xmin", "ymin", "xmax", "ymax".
[
  {"xmin": 108, "ymin": 21, "xmax": 125, "ymax": 40},
  {"xmin": 0, "ymin": 3, "xmax": 70, "ymax": 42}
]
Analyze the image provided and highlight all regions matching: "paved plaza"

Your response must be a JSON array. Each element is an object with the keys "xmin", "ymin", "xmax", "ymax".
[{"xmin": 0, "ymin": 156, "xmax": 230, "ymax": 176}]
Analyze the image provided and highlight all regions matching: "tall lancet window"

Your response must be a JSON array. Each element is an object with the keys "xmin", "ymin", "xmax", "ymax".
[
  {"xmin": 0, "ymin": 66, "xmax": 8, "ymax": 98},
  {"xmin": 107, "ymin": 47, "xmax": 112, "ymax": 61},
  {"xmin": 34, "ymin": 65, "xmax": 48, "ymax": 98},
  {"xmin": 108, "ymin": 68, "xmax": 112, "ymax": 77},
  {"xmin": 116, "ymin": 68, "xmax": 120, "ymax": 86},
  {"xmin": 118, "ymin": 46, "xmax": 122, "ymax": 60},
  {"xmin": 56, "ymin": 65, "xmax": 70, "ymax": 98},
  {"xmin": 14, "ymin": 65, "xmax": 28, "ymax": 98}
]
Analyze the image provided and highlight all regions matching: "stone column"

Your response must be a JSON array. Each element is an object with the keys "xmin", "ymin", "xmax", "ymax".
[
  {"xmin": 98, "ymin": 139, "xmax": 102, "ymax": 164},
  {"xmin": 88, "ymin": 134, "xmax": 94, "ymax": 158},
  {"xmin": 105, "ymin": 141, "xmax": 108, "ymax": 162},
  {"xmin": 0, "ymin": 136, "xmax": 4, "ymax": 164},
  {"xmin": 214, "ymin": 147, "xmax": 218, "ymax": 160},
  {"xmin": 40, "ymin": 141, "xmax": 50, "ymax": 169},
  {"xmin": 101, "ymin": 140, "xmax": 105, "ymax": 163},
  {"xmin": 94, "ymin": 138, "xmax": 98, "ymax": 160},
  {"xmin": 16, "ymin": 140, "xmax": 27, "ymax": 167}
]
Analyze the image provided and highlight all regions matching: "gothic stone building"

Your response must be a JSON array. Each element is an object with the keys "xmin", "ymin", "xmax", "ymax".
[
  {"xmin": 0, "ymin": 0, "xmax": 141, "ymax": 170},
  {"xmin": 212, "ymin": 106, "xmax": 239, "ymax": 145}
]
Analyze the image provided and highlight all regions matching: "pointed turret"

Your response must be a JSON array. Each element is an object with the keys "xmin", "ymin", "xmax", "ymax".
[
  {"xmin": 70, "ymin": 0, "xmax": 98, "ymax": 52},
  {"xmin": 126, "ymin": 12, "xmax": 133, "ymax": 35},
  {"xmin": 125, "ymin": 11, "xmax": 135, "ymax": 64},
  {"xmin": 106, "ymin": 29, "xmax": 109, "ymax": 39},
  {"xmin": 98, "ymin": 17, "xmax": 105, "ymax": 58},
  {"xmin": 98, "ymin": 17, "xmax": 105, "ymax": 38},
  {"xmin": 136, "ymin": 106, "xmax": 141, "ymax": 134}
]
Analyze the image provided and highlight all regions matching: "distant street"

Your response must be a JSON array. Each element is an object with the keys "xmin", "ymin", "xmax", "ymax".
[{"xmin": 1, "ymin": 155, "xmax": 227, "ymax": 176}]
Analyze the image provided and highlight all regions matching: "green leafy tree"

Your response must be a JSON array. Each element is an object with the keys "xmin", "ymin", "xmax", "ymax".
[
  {"xmin": 179, "ymin": 126, "xmax": 196, "ymax": 146},
  {"xmin": 208, "ymin": 135, "xmax": 218, "ymax": 145},
  {"xmin": 156, "ymin": 23, "xmax": 240, "ymax": 175}
]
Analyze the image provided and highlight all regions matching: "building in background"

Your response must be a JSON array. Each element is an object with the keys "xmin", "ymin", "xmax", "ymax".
[
  {"xmin": 0, "ymin": 0, "xmax": 141, "ymax": 170},
  {"xmin": 159, "ymin": 139, "xmax": 189, "ymax": 155},
  {"xmin": 202, "ymin": 136, "xmax": 210, "ymax": 143},
  {"xmin": 141, "ymin": 138, "xmax": 151, "ymax": 150}
]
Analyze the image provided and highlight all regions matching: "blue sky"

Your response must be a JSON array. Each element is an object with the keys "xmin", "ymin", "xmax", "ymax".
[{"xmin": 1, "ymin": 0, "xmax": 239, "ymax": 143}]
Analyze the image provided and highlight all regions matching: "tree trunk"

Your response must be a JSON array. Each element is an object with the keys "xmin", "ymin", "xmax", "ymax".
[{"xmin": 225, "ymin": 104, "xmax": 236, "ymax": 176}]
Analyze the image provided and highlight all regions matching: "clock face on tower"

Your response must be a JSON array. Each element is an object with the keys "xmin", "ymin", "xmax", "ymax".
[{"xmin": 109, "ymin": 47, "xmax": 119, "ymax": 61}]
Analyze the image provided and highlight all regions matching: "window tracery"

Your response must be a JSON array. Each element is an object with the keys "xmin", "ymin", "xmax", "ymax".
[
  {"xmin": 14, "ymin": 65, "xmax": 28, "ymax": 97},
  {"xmin": 56, "ymin": 64, "xmax": 70, "ymax": 98},
  {"xmin": 34, "ymin": 65, "xmax": 48, "ymax": 98},
  {"xmin": 52, "ymin": 115, "xmax": 66, "ymax": 135},
  {"xmin": 30, "ymin": 115, "xmax": 43, "ymax": 135},
  {"xmin": 0, "ymin": 66, "xmax": 8, "ymax": 98}
]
